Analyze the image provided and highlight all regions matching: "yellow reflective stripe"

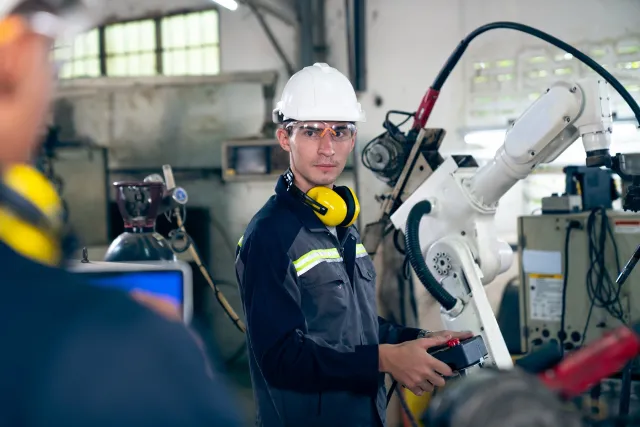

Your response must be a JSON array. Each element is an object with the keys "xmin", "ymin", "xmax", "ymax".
[
  {"xmin": 294, "ymin": 248, "xmax": 342, "ymax": 276},
  {"xmin": 356, "ymin": 243, "xmax": 367, "ymax": 258},
  {"xmin": 238, "ymin": 235, "xmax": 243, "ymax": 247},
  {"xmin": 294, "ymin": 248, "xmax": 341, "ymax": 267},
  {"xmin": 296, "ymin": 257, "xmax": 343, "ymax": 276}
]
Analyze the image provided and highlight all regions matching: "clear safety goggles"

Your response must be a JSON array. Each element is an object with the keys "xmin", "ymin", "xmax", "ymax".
[{"xmin": 285, "ymin": 121, "xmax": 357, "ymax": 142}]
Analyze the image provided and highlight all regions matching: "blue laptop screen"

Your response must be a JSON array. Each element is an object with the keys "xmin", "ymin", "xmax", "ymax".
[{"xmin": 82, "ymin": 270, "xmax": 184, "ymax": 304}]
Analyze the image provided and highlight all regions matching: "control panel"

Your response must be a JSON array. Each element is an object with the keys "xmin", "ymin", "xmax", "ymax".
[{"xmin": 428, "ymin": 335, "xmax": 488, "ymax": 372}]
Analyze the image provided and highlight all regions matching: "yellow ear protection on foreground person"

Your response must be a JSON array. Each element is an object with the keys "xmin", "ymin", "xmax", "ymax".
[
  {"xmin": 283, "ymin": 168, "xmax": 360, "ymax": 227},
  {"xmin": 0, "ymin": 164, "xmax": 78, "ymax": 266},
  {"xmin": 0, "ymin": 15, "xmax": 77, "ymax": 266}
]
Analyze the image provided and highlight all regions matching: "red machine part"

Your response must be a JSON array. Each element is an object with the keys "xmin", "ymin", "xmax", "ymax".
[
  {"xmin": 411, "ymin": 87, "xmax": 440, "ymax": 131},
  {"xmin": 538, "ymin": 323, "xmax": 640, "ymax": 399}
]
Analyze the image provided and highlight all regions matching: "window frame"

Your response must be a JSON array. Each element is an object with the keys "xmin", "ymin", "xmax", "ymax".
[
  {"xmin": 159, "ymin": 9, "xmax": 222, "ymax": 76},
  {"xmin": 58, "ymin": 6, "xmax": 221, "ymax": 79},
  {"xmin": 53, "ymin": 27, "xmax": 102, "ymax": 79}
]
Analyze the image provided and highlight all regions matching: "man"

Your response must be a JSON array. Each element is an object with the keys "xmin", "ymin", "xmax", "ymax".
[
  {"xmin": 235, "ymin": 62, "xmax": 471, "ymax": 427},
  {"xmin": 0, "ymin": 2, "xmax": 242, "ymax": 426}
]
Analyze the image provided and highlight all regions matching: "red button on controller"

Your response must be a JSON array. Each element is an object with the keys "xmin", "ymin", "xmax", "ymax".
[{"xmin": 447, "ymin": 338, "xmax": 460, "ymax": 347}]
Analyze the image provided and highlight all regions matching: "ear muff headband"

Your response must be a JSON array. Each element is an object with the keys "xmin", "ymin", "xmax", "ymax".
[
  {"xmin": 283, "ymin": 168, "xmax": 328, "ymax": 215},
  {"xmin": 283, "ymin": 169, "xmax": 360, "ymax": 227}
]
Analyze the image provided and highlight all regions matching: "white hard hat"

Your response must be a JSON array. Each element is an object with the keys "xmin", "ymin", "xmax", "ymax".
[
  {"xmin": 272, "ymin": 62, "xmax": 366, "ymax": 123},
  {"xmin": 0, "ymin": 0, "xmax": 99, "ymax": 42}
]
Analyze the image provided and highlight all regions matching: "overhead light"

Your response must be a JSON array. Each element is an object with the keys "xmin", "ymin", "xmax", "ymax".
[{"xmin": 211, "ymin": 0, "xmax": 238, "ymax": 11}]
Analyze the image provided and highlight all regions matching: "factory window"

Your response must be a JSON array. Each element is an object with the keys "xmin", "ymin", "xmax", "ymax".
[
  {"xmin": 161, "ymin": 10, "xmax": 220, "ymax": 75},
  {"xmin": 105, "ymin": 19, "xmax": 158, "ymax": 76},
  {"xmin": 54, "ymin": 29, "xmax": 101, "ymax": 79},
  {"xmin": 54, "ymin": 9, "xmax": 220, "ymax": 79}
]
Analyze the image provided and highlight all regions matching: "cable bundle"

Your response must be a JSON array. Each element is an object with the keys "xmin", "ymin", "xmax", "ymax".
[{"xmin": 581, "ymin": 207, "xmax": 624, "ymax": 345}]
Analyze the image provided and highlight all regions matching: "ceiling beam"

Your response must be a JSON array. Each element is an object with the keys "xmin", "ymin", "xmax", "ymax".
[{"xmin": 237, "ymin": 0, "xmax": 298, "ymax": 28}]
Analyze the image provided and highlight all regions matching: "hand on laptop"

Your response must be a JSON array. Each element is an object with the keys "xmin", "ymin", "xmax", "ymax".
[{"xmin": 131, "ymin": 289, "xmax": 182, "ymax": 322}]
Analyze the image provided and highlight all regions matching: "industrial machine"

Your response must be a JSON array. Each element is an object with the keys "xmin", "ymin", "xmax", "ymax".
[
  {"xmin": 389, "ymin": 58, "xmax": 622, "ymax": 373},
  {"xmin": 509, "ymin": 163, "xmax": 640, "ymax": 424},
  {"xmin": 361, "ymin": 21, "xmax": 640, "ymax": 426},
  {"xmin": 221, "ymin": 137, "xmax": 291, "ymax": 182},
  {"xmin": 540, "ymin": 165, "xmax": 618, "ymax": 214},
  {"xmin": 517, "ymin": 210, "xmax": 640, "ymax": 355},
  {"xmin": 363, "ymin": 21, "xmax": 639, "ymax": 368}
]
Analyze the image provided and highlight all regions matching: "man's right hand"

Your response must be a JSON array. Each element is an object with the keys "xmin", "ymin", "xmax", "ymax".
[{"xmin": 379, "ymin": 336, "xmax": 454, "ymax": 396}]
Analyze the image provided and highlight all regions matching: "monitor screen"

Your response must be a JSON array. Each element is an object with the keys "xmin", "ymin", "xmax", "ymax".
[
  {"xmin": 82, "ymin": 270, "xmax": 185, "ymax": 317},
  {"xmin": 83, "ymin": 270, "xmax": 183, "ymax": 301},
  {"xmin": 69, "ymin": 260, "xmax": 193, "ymax": 322}
]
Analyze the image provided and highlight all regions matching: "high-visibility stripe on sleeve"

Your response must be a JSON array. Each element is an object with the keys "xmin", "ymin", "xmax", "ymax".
[
  {"xmin": 293, "ymin": 248, "xmax": 342, "ymax": 276},
  {"xmin": 356, "ymin": 243, "xmax": 368, "ymax": 258},
  {"xmin": 238, "ymin": 235, "xmax": 243, "ymax": 247}
]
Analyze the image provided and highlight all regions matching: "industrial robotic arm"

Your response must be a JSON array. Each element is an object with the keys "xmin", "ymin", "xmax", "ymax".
[
  {"xmin": 388, "ymin": 77, "xmax": 614, "ymax": 371},
  {"xmin": 360, "ymin": 21, "xmax": 640, "ymax": 427}
]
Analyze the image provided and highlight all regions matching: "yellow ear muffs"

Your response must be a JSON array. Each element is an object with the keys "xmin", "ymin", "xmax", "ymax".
[
  {"xmin": 306, "ymin": 186, "xmax": 347, "ymax": 227},
  {"xmin": 333, "ymin": 186, "xmax": 360, "ymax": 227},
  {"xmin": 306, "ymin": 185, "xmax": 360, "ymax": 228},
  {"xmin": 0, "ymin": 164, "xmax": 64, "ymax": 265}
]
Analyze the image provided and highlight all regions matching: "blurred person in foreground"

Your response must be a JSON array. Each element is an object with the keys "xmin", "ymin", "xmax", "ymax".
[{"xmin": 0, "ymin": 1, "xmax": 242, "ymax": 426}]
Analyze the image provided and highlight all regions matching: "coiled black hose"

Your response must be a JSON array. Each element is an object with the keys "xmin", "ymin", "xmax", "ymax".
[{"xmin": 404, "ymin": 200, "xmax": 457, "ymax": 310}]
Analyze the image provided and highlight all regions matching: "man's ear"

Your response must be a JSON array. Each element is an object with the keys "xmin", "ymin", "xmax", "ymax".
[{"xmin": 276, "ymin": 128, "xmax": 291, "ymax": 152}]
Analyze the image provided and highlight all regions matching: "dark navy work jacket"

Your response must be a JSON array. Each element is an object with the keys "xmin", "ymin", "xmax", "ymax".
[
  {"xmin": 0, "ymin": 241, "xmax": 242, "ymax": 427},
  {"xmin": 235, "ymin": 175, "xmax": 422, "ymax": 427}
]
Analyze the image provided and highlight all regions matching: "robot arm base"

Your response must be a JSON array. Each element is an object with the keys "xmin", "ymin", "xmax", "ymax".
[{"xmin": 430, "ymin": 237, "xmax": 513, "ymax": 370}]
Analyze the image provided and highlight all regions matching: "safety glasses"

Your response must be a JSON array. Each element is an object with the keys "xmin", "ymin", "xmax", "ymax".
[{"xmin": 285, "ymin": 121, "xmax": 357, "ymax": 142}]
